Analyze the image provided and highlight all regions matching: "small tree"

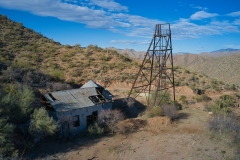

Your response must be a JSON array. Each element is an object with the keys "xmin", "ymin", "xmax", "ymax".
[
  {"xmin": 98, "ymin": 109, "xmax": 124, "ymax": 133},
  {"xmin": 0, "ymin": 118, "xmax": 17, "ymax": 157},
  {"xmin": 0, "ymin": 84, "xmax": 35, "ymax": 123},
  {"xmin": 29, "ymin": 108, "xmax": 58, "ymax": 141}
]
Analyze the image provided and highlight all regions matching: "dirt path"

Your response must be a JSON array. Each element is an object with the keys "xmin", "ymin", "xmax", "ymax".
[
  {"xmin": 207, "ymin": 91, "xmax": 236, "ymax": 99},
  {"xmin": 34, "ymin": 106, "xmax": 235, "ymax": 160}
]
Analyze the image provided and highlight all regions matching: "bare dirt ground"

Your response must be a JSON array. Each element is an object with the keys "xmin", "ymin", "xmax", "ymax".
[
  {"xmin": 34, "ymin": 108, "xmax": 235, "ymax": 160},
  {"xmin": 33, "ymin": 85, "xmax": 238, "ymax": 160}
]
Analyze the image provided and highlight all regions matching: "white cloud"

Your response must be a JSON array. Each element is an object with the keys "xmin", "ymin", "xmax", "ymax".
[
  {"xmin": 63, "ymin": 0, "xmax": 78, "ymax": 3},
  {"xmin": 190, "ymin": 11, "xmax": 218, "ymax": 20},
  {"xmin": 0, "ymin": 0, "xmax": 239, "ymax": 40},
  {"xmin": 224, "ymin": 44, "xmax": 240, "ymax": 49},
  {"xmin": 195, "ymin": 46, "xmax": 203, "ymax": 51},
  {"xmin": 190, "ymin": 4, "xmax": 208, "ymax": 11},
  {"xmin": 227, "ymin": 11, "xmax": 240, "ymax": 17},
  {"xmin": 90, "ymin": 0, "xmax": 128, "ymax": 12},
  {"xmin": 171, "ymin": 19, "xmax": 239, "ymax": 39},
  {"xmin": 107, "ymin": 13, "xmax": 164, "ymax": 37},
  {"xmin": 233, "ymin": 19, "xmax": 240, "ymax": 25},
  {"xmin": 110, "ymin": 40, "xmax": 149, "ymax": 45}
]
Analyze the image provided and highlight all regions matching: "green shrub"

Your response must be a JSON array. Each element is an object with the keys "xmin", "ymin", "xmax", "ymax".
[
  {"xmin": 210, "ymin": 100, "xmax": 230, "ymax": 114},
  {"xmin": 203, "ymin": 84, "xmax": 211, "ymax": 90},
  {"xmin": 0, "ymin": 118, "xmax": 17, "ymax": 158},
  {"xmin": 219, "ymin": 94, "xmax": 235, "ymax": 107},
  {"xmin": 29, "ymin": 108, "xmax": 59, "ymax": 139},
  {"xmin": 196, "ymin": 96, "xmax": 202, "ymax": 102},
  {"xmin": 100, "ymin": 55, "xmax": 111, "ymax": 61},
  {"xmin": 83, "ymin": 50, "xmax": 92, "ymax": 56},
  {"xmin": 87, "ymin": 123, "xmax": 104, "ymax": 137},
  {"xmin": 174, "ymin": 80, "xmax": 180, "ymax": 86},
  {"xmin": 179, "ymin": 95, "xmax": 187, "ymax": 104},
  {"xmin": 49, "ymin": 69, "xmax": 64, "ymax": 81},
  {"xmin": 65, "ymin": 44, "xmax": 72, "ymax": 48},
  {"xmin": 11, "ymin": 60, "xmax": 34, "ymax": 70},
  {"xmin": 63, "ymin": 51, "xmax": 76, "ymax": 58},
  {"xmin": 184, "ymin": 69, "xmax": 190, "ymax": 73},
  {"xmin": 188, "ymin": 75, "xmax": 195, "ymax": 81},
  {"xmin": 145, "ymin": 106, "xmax": 163, "ymax": 118}
]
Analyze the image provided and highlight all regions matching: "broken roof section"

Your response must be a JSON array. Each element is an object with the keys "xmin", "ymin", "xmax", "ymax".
[
  {"xmin": 44, "ymin": 80, "xmax": 111, "ymax": 112},
  {"xmin": 81, "ymin": 80, "xmax": 103, "ymax": 89}
]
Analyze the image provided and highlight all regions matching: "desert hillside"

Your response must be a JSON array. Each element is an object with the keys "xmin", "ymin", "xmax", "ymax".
[
  {"xmin": 173, "ymin": 53, "xmax": 240, "ymax": 86},
  {"xmin": 1, "ymin": 15, "xmax": 240, "ymax": 159},
  {"xmin": 0, "ymin": 15, "xmax": 139, "ymax": 86}
]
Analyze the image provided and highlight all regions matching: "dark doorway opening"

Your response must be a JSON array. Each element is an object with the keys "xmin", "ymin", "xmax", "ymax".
[
  {"xmin": 93, "ymin": 111, "xmax": 98, "ymax": 123},
  {"xmin": 86, "ymin": 111, "xmax": 98, "ymax": 127}
]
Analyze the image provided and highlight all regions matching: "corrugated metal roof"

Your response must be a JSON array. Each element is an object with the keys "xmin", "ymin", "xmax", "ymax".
[
  {"xmin": 44, "ymin": 87, "xmax": 100, "ymax": 112},
  {"xmin": 81, "ymin": 80, "xmax": 103, "ymax": 88}
]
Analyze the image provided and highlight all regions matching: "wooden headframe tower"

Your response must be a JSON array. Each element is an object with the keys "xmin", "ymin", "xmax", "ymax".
[{"xmin": 128, "ymin": 23, "xmax": 175, "ymax": 106}]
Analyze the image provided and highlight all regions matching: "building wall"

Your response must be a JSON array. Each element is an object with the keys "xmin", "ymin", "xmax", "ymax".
[
  {"xmin": 102, "ymin": 101, "xmax": 112, "ymax": 110},
  {"xmin": 55, "ymin": 102, "xmax": 112, "ymax": 136}
]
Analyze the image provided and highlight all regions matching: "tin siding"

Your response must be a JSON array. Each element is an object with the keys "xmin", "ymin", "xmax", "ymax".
[{"xmin": 56, "ymin": 104, "xmax": 105, "ymax": 135}]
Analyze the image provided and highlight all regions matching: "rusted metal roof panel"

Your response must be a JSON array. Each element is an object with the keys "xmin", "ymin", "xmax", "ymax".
[{"xmin": 44, "ymin": 87, "xmax": 100, "ymax": 112}]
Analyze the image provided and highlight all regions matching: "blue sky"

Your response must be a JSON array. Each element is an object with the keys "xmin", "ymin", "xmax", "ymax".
[{"xmin": 0, "ymin": 0, "xmax": 240, "ymax": 53}]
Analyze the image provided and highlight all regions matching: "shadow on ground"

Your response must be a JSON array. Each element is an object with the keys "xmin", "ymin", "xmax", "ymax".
[
  {"xmin": 27, "ymin": 133, "xmax": 115, "ymax": 159},
  {"xmin": 113, "ymin": 98, "xmax": 147, "ymax": 118},
  {"xmin": 178, "ymin": 112, "xmax": 190, "ymax": 120}
]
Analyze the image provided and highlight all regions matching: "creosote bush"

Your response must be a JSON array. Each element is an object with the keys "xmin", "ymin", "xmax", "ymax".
[
  {"xmin": 98, "ymin": 109, "xmax": 124, "ymax": 133},
  {"xmin": 208, "ymin": 113, "xmax": 240, "ymax": 135},
  {"xmin": 162, "ymin": 105, "xmax": 179, "ymax": 120},
  {"xmin": 145, "ymin": 106, "xmax": 163, "ymax": 118},
  {"xmin": 179, "ymin": 95, "xmax": 187, "ymax": 104}
]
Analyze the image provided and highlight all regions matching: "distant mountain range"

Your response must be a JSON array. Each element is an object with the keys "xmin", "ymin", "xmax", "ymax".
[
  {"xmin": 107, "ymin": 47, "xmax": 240, "ymax": 59},
  {"xmin": 210, "ymin": 48, "xmax": 240, "ymax": 53},
  {"xmin": 201, "ymin": 48, "xmax": 240, "ymax": 57},
  {"xmin": 107, "ymin": 46, "xmax": 240, "ymax": 86},
  {"xmin": 106, "ymin": 47, "xmax": 146, "ymax": 59}
]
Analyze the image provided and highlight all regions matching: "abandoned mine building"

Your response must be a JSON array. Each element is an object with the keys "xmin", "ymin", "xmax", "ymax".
[{"xmin": 44, "ymin": 80, "xmax": 113, "ymax": 137}]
